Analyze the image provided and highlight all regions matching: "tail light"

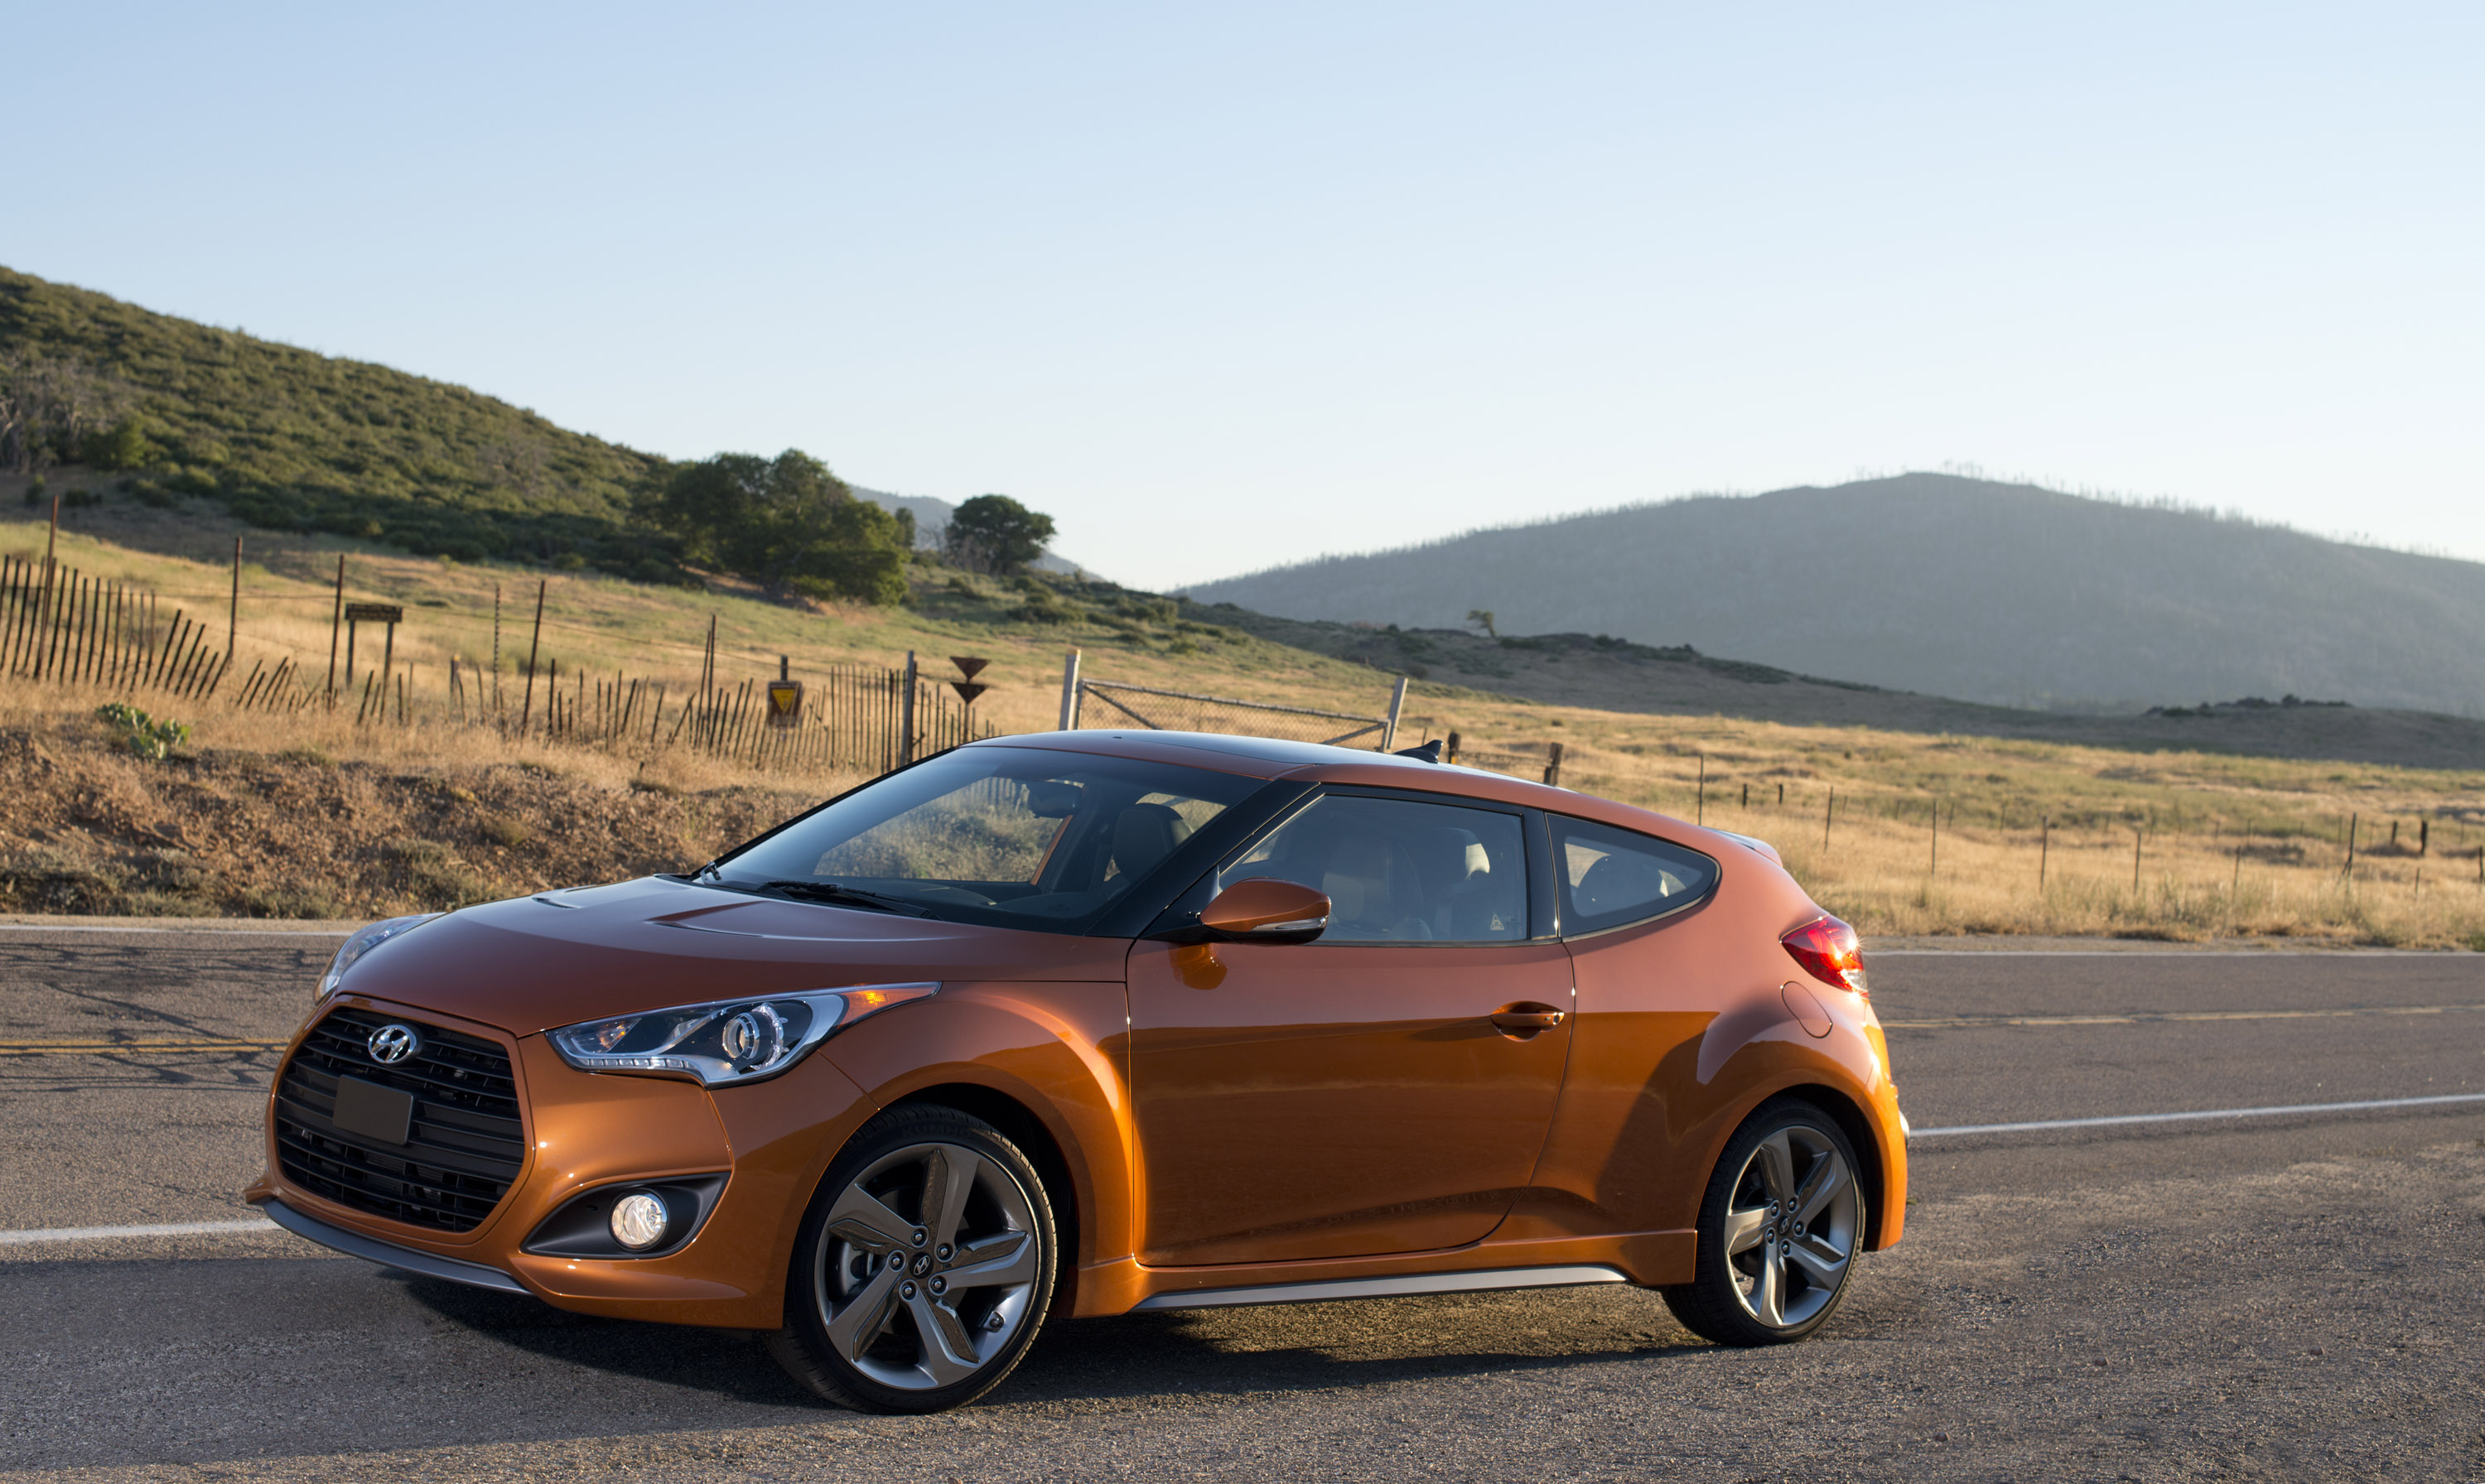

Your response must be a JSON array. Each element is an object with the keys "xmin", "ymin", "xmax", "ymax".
[{"xmin": 1782, "ymin": 914, "xmax": 1868, "ymax": 996}]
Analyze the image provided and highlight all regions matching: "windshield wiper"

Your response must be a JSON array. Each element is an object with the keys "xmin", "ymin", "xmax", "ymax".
[{"xmin": 749, "ymin": 879, "xmax": 934, "ymax": 917}]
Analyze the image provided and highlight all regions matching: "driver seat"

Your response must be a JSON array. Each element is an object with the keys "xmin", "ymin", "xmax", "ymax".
[{"xmin": 1109, "ymin": 803, "xmax": 1191, "ymax": 880}]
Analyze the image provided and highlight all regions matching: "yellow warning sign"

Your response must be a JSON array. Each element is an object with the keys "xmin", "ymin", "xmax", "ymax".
[{"xmin": 765, "ymin": 680, "xmax": 803, "ymax": 726}]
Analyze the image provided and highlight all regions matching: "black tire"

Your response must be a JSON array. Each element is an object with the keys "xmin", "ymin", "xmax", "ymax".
[
  {"xmin": 1661, "ymin": 1096, "xmax": 1866, "ymax": 1347},
  {"xmin": 765, "ymin": 1105, "xmax": 1057, "ymax": 1413}
]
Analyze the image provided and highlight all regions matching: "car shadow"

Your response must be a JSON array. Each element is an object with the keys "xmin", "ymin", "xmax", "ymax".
[{"xmin": 396, "ymin": 1274, "xmax": 1710, "ymax": 1414}]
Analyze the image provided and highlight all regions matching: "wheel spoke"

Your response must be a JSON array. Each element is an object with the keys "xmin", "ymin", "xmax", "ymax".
[
  {"xmin": 1792, "ymin": 1150, "xmax": 1845, "ymax": 1224},
  {"xmin": 919, "ymin": 1146, "xmax": 982, "ymax": 1253},
  {"xmin": 823, "ymin": 1182, "xmax": 912, "ymax": 1254},
  {"xmin": 1749, "ymin": 1240, "xmax": 1785, "ymax": 1326},
  {"xmin": 823, "ymin": 1264, "xmax": 903, "ymax": 1362},
  {"xmin": 1786, "ymin": 1231, "xmax": 1849, "ymax": 1289},
  {"xmin": 944, "ymin": 1229, "xmax": 1035, "ymax": 1289},
  {"xmin": 1754, "ymin": 1132, "xmax": 1796, "ymax": 1202},
  {"xmin": 1722, "ymin": 1203, "xmax": 1768, "ymax": 1257},
  {"xmin": 907, "ymin": 1293, "xmax": 985, "ymax": 1385}
]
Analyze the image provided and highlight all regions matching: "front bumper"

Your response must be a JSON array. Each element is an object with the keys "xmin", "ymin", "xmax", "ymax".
[
  {"xmin": 248, "ymin": 995, "xmax": 880, "ymax": 1329},
  {"xmin": 259, "ymin": 1194, "xmax": 529, "ymax": 1294}
]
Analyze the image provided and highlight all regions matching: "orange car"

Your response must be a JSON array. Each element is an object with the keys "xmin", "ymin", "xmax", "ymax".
[{"xmin": 248, "ymin": 730, "xmax": 1906, "ymax": 1412}]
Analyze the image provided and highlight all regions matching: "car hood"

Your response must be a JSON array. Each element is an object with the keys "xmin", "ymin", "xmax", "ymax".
[{"xmin": 333, "ymin": 876, "xmax": 1132, "ymax": 1037}]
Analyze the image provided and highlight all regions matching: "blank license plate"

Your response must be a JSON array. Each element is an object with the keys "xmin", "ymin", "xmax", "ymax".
[{"xmin": 331, "ymin": 1076, "xmax": 414, "ymax": 1146}]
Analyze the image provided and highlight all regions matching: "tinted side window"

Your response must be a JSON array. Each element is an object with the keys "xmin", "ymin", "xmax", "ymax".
[
  {"xmin": 1218, "ymin": 793, "xmax": 1527, "ymax": 943},
  {"xmin": 1552, "ymin": 817, "xmax": 1717, "ymax": 935}
]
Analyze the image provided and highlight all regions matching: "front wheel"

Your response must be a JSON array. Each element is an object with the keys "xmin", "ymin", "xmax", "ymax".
[
  {"xmin": 1661, "ymin": 1098, "xmax": 1865, "ymax": 1346},
  {"xmin": 765, "ymin": 1106, "xmax": 1057, "ymax": 1413}
]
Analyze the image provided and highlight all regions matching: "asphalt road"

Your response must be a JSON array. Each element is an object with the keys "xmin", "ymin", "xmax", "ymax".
[{"xmin": 2, "ymin": 928, "xmax": 2481, "ymax": 1482}]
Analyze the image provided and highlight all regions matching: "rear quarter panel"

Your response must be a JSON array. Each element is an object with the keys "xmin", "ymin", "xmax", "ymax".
[{"xmin": 1505, "ymin": 838, "xmax": 1905, "ymax": 1258}]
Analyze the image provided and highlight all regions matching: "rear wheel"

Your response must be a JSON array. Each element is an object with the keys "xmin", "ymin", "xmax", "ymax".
[
  {"xmin": 1662, "ymin": 1098, "xmax": 1864, "ymax": 1346},
  {"xmin": 765, "ymin": 1106, "xmax": 1056, "ymax": 1413}
]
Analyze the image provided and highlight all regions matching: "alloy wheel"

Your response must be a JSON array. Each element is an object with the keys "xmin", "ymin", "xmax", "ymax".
[
  {"xmin": 1721, "ymin": 1125, "xmax": 1859, "ymax": 1330},
  {"xmin": 811, "ymin": 1140, "xmax": 1043, "ymax": 1391}
]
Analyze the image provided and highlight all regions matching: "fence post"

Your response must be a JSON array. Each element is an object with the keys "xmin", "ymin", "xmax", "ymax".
[
  {"xmin": 326, "ymin": 554, "xmax": 344, "ymax": 698},
  {"xmin": 1058, "ymin": 648, "xmax": 1082, "ymax": 731},
  {"xmin": 519, "ymin": 580, "xmax": 546, "ymax": 736},
  {"xmin": 900, "ymin": 650, "xmax": 918, "ymax": 764},
  {"xmin": 1382, "ymin": 676, "xmax": 1409, "ymax": 751},
  {"xmin": 1823, "ymin": 788, "xmax": 1835, "ymax": 850},
  {"xmin": 227, "ymin": 536, "xmax": 241, "ymax": 667},
  {"xmin": 1542, "ymin": 741, "xmax": 1564, "ymax": 788},
  {"xmin": 1445, "ymin": 730, "xmax": 1461, "ymax": 765},
  {"xmin": 1696, "ymin": 754, "xmax": 1707, "ymax": 824},
  {"xmin": 2039, "ymin": 817, "xmax": 2050, "ymax": 891}
]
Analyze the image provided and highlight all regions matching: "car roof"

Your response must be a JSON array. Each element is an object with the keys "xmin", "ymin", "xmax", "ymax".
[{"xmin": 963, "ymin": 730, "xmax": 1739, "ymax": 854}]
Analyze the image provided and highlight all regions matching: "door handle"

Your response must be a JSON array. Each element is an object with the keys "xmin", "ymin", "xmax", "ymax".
[{"xmin": 1489, "ymin": 1003, "xmax": 1566, "ymax": 1038}]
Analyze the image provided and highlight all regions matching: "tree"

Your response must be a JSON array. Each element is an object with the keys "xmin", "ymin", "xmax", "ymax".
[
  {"xmin": 1466, "ymin": 609, "xmax": 1497, "ymax": 638},
  {"xmin": 645, "ymin": 449, "xmax": 910, "ymax": 605},
  {"xmin": 943, "ymin": 494, "xmax": 1056, "ymax": 575}
]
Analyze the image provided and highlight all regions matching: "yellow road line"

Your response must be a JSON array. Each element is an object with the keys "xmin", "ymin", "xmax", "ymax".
[
  {"xmin": 1881, "ymin": 1004, "xmax": 2485, "ymax": 1029},
  {"xmin": 0, "ymin": 1040, "xmax": 287, "ymax": 1056}
]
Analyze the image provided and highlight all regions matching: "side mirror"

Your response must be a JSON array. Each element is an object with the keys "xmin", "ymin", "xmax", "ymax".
[{"xmin": 1199, "ymin": 878, "xmax": 1330, "ymax": 945}]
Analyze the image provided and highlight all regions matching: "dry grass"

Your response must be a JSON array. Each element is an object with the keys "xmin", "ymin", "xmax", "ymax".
[
  {"xmin": 1429, "ymin": 716, "xmax": 2485, "ymax": 948},
  {"xmin": 7, "ymin": 514, "xmax": 2485, "ymax": 945}
]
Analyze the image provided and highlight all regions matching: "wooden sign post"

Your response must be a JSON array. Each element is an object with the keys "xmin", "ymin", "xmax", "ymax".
[
  {"xmin": 948, "ymin": 654, "xmax": 991, "ymax": 709},
  {"xmin": 766, "ymin": 654, "xmax": 803, "ymax": 728},
  {"xmin": 342, "ymin": 603, "xmax": 403, "ymax": 686}
]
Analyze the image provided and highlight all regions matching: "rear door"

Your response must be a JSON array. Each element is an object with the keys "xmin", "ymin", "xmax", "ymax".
[{"xmin": 1127, "ymin": 789, "xmax": 1573, "ymax": 1267}]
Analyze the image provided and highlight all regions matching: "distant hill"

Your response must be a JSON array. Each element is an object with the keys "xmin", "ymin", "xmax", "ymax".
[{"xmin": 1185, "ymin": 474, "xmax": 2485, "ymax": 717}]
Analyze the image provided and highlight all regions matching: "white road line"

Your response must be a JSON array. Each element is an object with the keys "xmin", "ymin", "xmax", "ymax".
[
  {"xmin": 0, "ymin": 923, "xmax": 350, "ymax": 937},
  {"xmin": 1912, "ymin": 1091, "xmax": 2485, "ymax": 1139},
  {"xmin": 1871, "ymin": 948, "xmax": 2453, "ymax": 956},
  {"xmin": 1882, "ymin": 1004, "xmax": 2485, "ymax": 1029},
  {"xmin": 0, "ymin": 1216, "xmax": 277, "ymax": 1245}
]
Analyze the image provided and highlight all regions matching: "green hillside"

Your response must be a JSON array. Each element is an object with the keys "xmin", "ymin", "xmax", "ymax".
[{"xmin": 0, "ymin": 266, "xmax": 679, "ymax": 578}]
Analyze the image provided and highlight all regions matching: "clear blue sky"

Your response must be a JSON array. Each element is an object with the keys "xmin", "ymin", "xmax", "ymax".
[{"xmin": 8, "ymin": 2, "xmax": 2480, "ymax": 588}]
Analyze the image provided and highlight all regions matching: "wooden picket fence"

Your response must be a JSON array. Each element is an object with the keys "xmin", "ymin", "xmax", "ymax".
[
  {"xmin": 2, "ymin": 554, "xmax": 999, "ymax": 777},
  {"xmin": 0, "ymin": 555, "xmax": 232, "ymax": 701}
]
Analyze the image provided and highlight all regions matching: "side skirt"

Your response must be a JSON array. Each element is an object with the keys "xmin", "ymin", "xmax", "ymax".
[{"xmin": 1131, "ymin": 1264, "xmax": 1629, "ymax": 1312}]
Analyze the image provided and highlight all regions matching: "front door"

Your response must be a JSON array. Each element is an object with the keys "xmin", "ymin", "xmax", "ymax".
[{"xmin": 1128, "ymin": 791, "xmax": 1572, "ymax": 1268}]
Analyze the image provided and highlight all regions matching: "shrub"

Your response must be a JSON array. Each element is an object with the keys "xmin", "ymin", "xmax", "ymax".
[
  {"xmin": 478, "ymin": 814, "xmax": 532, "ymax": 850},
  {"xmin": 96, "ymin": 702, "xmax": 191, "ymax": 760},
  {"xmin": 384, "ymin": 839, "xmax": 492, "ymax": 908},
  {"xmin": 83, "ymin": 417, "xmax": 157, "ymax": 470}
]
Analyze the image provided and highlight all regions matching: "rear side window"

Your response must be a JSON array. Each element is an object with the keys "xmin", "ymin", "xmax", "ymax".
[{"xmin": 1551, "ymin": 817, "xmax": 1717, "ymax": 935}]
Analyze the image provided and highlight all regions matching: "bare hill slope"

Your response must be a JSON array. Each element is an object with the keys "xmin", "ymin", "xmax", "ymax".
[{"xmin": 1185, "ymin": 474, "xmax": 2485, "ymax": 716}]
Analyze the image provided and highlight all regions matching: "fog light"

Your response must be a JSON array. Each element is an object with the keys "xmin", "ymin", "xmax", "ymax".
[{"xmin": 610, "ymin": 1192, "xmax": 669, "ymax": 1250}]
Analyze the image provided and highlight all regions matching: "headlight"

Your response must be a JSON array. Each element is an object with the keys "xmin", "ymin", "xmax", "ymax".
[
  {"xmin": 319, "ymin": 913, "xmax": 440, "ymax": 1000},
  {"xmin": 546, "ymin": 982, "xmax": 939, "ymax": 1087}
]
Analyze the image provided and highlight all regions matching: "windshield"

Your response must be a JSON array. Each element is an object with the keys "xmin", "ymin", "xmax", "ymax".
[{"xmin": 706, "ymin": 745, "xmax": 1267, "ymax": 932}]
